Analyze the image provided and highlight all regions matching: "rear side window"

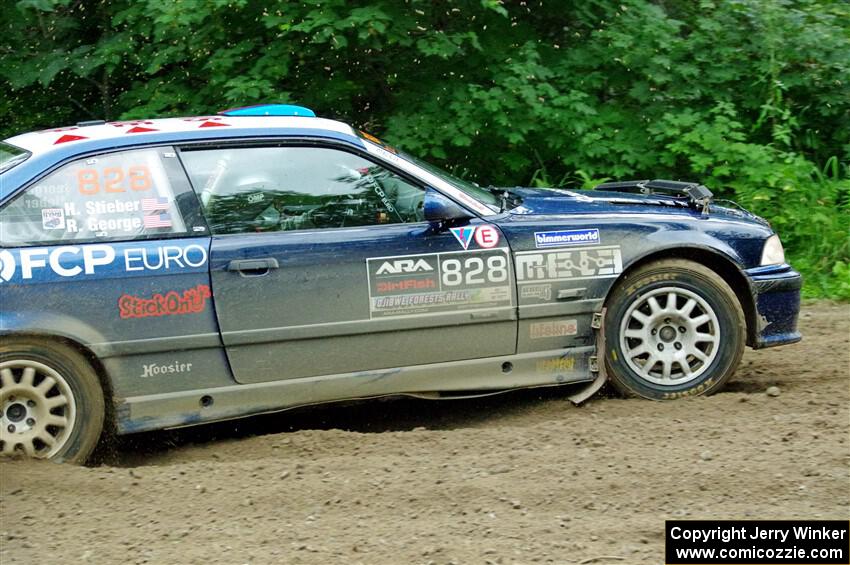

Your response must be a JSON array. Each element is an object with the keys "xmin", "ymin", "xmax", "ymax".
[
  {"xmin": 0, "ymin": 142, "xmax": 30, "ymax": 173},
  {"xmin": 0, "ymin": 148, "xmax": 199, "ymax": 246}
]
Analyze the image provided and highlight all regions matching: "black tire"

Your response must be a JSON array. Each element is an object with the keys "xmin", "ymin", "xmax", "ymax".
[
  {"xmin": 604, "ymin": 259, "xmax": 746, "ymax": 400},
  {"xmin": 0, "ymin": 337, "xmax": 105, "ymax": 464}
]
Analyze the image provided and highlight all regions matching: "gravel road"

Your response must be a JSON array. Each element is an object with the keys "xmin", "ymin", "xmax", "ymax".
[{"xmin": 1, "ymin": 301, "xmax": 847, "ymax": 565}]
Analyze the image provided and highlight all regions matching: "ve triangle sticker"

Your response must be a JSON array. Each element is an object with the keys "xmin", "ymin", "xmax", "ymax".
[{"xmin": 449, "ymin": 226, "xmax": 476, "ymax": 250}]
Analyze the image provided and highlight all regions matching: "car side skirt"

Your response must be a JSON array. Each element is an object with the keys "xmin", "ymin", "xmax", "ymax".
[{"xmin": 115, "ymin": 346, "xmax": 596, "ymax": 434}]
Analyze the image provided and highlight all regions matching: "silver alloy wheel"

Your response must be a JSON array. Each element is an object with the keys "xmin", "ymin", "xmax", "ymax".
[
  {"xmin": 619, "ymin": 287, "xmax": 720, "ymax": 386},
  {"xmin": 0, "ymin": 360, "xmax": 77, "ymax": 458}
]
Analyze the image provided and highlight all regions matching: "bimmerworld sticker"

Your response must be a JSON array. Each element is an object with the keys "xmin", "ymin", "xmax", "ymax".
[{"xmin": 534, "ymin": 228, "xmax": 599, "ymax": 248}]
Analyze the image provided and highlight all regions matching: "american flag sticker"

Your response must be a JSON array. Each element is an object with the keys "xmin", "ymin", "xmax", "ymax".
[
  {"xmin": 143, "ymin": 213, "xmax": 172, "ymax": 228},
  {"xmin": 142, "ymin": 197, "xmax": 170, "ymax": 211}
]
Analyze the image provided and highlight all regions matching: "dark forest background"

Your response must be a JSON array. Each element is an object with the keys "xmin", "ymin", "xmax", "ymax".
[{"xmin": 2, "ymin": 0, "xmax": 847, "ymax": 296}]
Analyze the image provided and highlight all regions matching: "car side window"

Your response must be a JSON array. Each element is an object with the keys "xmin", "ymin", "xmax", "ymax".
[
  {"xmin": 179, "ymin": 146, "xmax": 426, "ymax": 234},
  {"xmin": 0, "ymin": 148, "xmax": 197, "ymax": 246}
]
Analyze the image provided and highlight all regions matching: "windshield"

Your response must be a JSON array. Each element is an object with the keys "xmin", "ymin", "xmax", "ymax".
[
  {"xmin": 356, "ymin": 131, "xmax": 499, "ymax": 208},
  {"xmin": 0, "ymin": 142, "xmax": 30, "ymax": 174}
]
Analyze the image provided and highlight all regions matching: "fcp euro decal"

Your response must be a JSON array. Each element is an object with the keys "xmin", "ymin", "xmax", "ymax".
[{"xmin": 0, "ymin": 250, "xmax": 15, "ymax": 283}]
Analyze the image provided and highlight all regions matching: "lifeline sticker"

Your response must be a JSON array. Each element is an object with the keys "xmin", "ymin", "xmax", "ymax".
[
  {"xmin": 530, "ymin": 320, "xmax": 578, "ymax": 339},
  {"xmin": 534, "ymin": 228, "xmax": 599, "ymax": 248},
  {"xmin": 118, "ymin": 284, "xmax": 211, "ymax": 319},
  {"xmin": 449, "ymin": 226, "xmax": 476, "ymax": 250}
]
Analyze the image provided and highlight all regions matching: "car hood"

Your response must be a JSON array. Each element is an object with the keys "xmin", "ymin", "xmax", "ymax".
[{"xmin": 505, "ymin": 187, "xmax": 768, "ymax": 225}]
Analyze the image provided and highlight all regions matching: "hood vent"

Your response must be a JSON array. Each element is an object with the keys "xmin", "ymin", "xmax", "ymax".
[{"xmin": 595, "ymin": 179, "xmax": 713, "ymax": 213}]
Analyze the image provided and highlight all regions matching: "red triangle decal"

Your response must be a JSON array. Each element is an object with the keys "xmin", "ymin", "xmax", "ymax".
[
  {"xmin": 198, "ymin": 120, "xmax": 229, "ymax": 128},
  {"xmin": 126, "ymin": 126, "xmax": 158, "ymax": 133},
  {"xmin": 54, "ymin": 134, "xmax": 88, "ymax": 145}
]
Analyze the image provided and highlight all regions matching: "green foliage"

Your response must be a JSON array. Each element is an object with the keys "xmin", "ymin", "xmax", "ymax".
[{"xmin": 1, "ymin": 0, "xmax": 848, "ymax": 297}]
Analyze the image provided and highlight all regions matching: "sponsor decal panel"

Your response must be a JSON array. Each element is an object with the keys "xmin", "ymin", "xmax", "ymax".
[
  {"xmin": 534, "ymin": 228, "xmax": 599, "ymax": 248},
  {"xmin": 0, "ymin": 240, "xmax": 209, "ymax": 284},
  {"xmin": 367, "ymin": 249, "xmax": 512, "ymax": 318},
  {"xmin": 515, "ymin": 245, "xmax": 623, "ymax": 283},
  {"xmin": 118, "ymin": 284, "xmax": 211, "ymax": 319},
  {"xmin": 530, "ymin": 319, "xmax": 578, "ymax": 339}
]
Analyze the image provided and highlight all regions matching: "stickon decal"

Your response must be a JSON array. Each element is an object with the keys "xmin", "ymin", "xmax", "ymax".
[{"xmin": 118, "ymin": 284, "xmax": 211, "ymax": 319}]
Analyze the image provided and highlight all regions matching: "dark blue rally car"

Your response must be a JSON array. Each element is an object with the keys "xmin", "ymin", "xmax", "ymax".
[{"xmin": 0, "ymin": 104, "xmax": 801, "ymax": 463}]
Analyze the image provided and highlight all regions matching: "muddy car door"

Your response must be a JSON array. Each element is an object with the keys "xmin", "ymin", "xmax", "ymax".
[{"xmin": 179, "ymin": 142, "xmax": 517, "ymax": 384}]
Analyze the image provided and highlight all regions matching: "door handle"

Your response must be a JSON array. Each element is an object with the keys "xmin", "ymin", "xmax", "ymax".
[
  {"xmin": 226, "ymin": 258, "xmax": 279, "ymax": 276},
  {"xmin": 556, "ymin": 287, "xmax": 586, "ymax": 300}
]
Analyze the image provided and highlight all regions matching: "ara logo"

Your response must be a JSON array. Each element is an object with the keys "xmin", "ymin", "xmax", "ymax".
[
  {"xmin": 0, "ymin": 250, "xmax": 15, "ymax": 283},
  {"xmin": 375, "ymin": 258, "xmax": 434, "ymax": 275},
  {"xmin": 449, "ymin": 225, "xmax": 500, "ymax": 250}
]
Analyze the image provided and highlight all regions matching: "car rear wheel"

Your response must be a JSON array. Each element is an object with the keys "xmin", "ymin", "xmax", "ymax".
[
  {"xmin": 604, "ymin": 259, "xmax": 746, "ymax": 399},
  {"xmin": 0, "ymin": 338, "xmax": 104, "ymax": 463}
]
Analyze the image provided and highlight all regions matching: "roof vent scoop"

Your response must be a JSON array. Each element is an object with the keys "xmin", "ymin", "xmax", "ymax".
[{"xmin": 218, "ymin": 104, "xmax": 316, "ymax": 117}]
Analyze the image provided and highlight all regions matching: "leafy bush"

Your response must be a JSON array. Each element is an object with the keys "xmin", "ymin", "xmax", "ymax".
[{"xmin": 1, "ymin": 0, "xmax": 848, "ymax": 297}]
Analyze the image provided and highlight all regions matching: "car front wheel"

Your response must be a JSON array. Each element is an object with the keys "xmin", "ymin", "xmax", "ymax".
[
  {"xmin": 0, "ymin": 338, "xmax": 105, "ymax": 463},
  {"xmin": 604, "ymin": 259, "xmax": 746, "ymax": 400}
]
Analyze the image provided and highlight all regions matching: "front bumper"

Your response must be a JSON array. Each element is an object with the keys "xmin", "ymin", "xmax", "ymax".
[{"xmin": 745, "ymin": 264, "xmax": 803, "ymax": 349}]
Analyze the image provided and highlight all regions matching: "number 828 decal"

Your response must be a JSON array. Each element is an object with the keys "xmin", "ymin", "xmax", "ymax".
[{"xmin": 366, "ymin": 249, "xmax": 513, "ymax": 318}]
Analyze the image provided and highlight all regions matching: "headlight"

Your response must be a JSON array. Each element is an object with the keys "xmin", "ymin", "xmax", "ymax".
[{"xmin": 760, "ymin": 234, "xmax": 785, "ymax": 266}]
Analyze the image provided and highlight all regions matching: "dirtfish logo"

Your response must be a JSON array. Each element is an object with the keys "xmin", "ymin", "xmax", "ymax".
[
  {"xmin": 534, "ymin": 228, "xmax": 600, "ymax": 248},
  {"xmin": 376, "ymin": 258, "xmax": 434, "ymax": 275}
]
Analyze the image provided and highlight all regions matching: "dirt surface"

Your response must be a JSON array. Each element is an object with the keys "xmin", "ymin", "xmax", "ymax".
[{"xmin": 1, "ymin": 301, "xmax": 848, "ymax": 564}]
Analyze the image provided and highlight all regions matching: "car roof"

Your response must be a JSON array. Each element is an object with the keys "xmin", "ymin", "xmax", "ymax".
[
  {"xmin": 0, "ymin": 115, "xmax": 364, "ymax": 204},
  {"xmin": 5, "ymin": 115, "xmax": 356, "ymax": 157}
]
